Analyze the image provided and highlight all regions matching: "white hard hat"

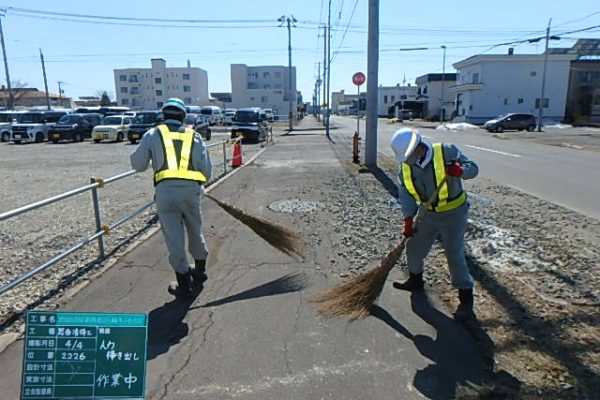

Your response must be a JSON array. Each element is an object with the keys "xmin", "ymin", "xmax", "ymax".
[
  {"xmin": 162, "ymin": 98, "xmax": 187, "ymax": 116},
  {"xmin": 390, "ymin": 128, "xmax": 421, "ymax": 162}
]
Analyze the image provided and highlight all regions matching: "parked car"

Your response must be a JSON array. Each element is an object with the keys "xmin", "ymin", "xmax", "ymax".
[
  {"xmin": 200, "ymin": 106, "xmax": 224, "ymax": 125},
  {"xmin": 0, "ymin": 111, "xmax": 23, "ymax": 142},
  {"xmin": 127, "ymin": 111, "xmax": 163, "ymax": 144},
  {"xmin": 49, "ymin": 113, "xmax": 103, "ymax": 143},
  {"xmin": 194, "ymin": 114, "xmax": 212, "ymax": 141},
  {"xmin": 483, "ymin": 113, "xmax": 536, "ymax": 133},
  {"xmin": 231, "ymin": 108, "xmax": 269, "ymax": 143},
  {"xmin": 11, "ymin": 110, "xmax": 69, "ymax": 143},
  {"xmin": 263, "ymin": 108, "xmax": 274, "ymax": 122},
  {"xmin": 184, "ymin": 113, "xmax": 200, "ymax": 127},
  {"xmin": 92, "ymin": 115, "xmax": 132, "ymax": 143},
  {"xmin": 223, "ymin": 108, "xmax": 236, "ymax": 125}
]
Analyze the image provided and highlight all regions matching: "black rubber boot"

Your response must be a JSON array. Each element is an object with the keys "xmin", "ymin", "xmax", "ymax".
[
  {"xmin": 454, "ymin": 289, "xmax": 475, "ymax": 321},
  {"xmin": 392, "ymin": 272, "xmax": 424, "ymax": 291},
  {"xmin": 167, "ymin": 272, "xmax": 193, "ymax": 299},
  {"xmin": 190, "ymin": 259, "xmax": 208, "ymax": 284}
]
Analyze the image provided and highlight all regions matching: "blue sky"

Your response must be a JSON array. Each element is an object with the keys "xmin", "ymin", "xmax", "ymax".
[{"xmin": 0, "ymin": 0, "xmax": 598, "ymax": 102}]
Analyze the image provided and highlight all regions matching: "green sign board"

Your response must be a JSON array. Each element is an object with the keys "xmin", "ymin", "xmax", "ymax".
[{"xmin": 21, "ymin": 311, "xmax": 147, "ymax": 399}]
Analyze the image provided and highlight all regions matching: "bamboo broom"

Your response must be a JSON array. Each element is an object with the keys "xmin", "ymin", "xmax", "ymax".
[
  {"xmin": 311, "ymin": 177, "xmax": 448, "ymax": 320},
  {"xmin": 204, "ymin": 193, "xmax": 305, "ymax": 259}
]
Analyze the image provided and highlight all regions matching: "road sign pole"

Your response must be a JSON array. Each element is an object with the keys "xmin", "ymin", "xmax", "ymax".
[{"xmin": 357, "ymin": 84, "xmax": 360, "ymax": 136}]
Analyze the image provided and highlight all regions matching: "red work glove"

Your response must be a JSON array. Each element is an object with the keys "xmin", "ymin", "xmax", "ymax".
[
  {"xmin": 445, "ymin": 161, "xmax": 464, "ymax": 177},
  {"xmin": 403, "ymin": 217, "xmax": 415, "ymax": 237}
]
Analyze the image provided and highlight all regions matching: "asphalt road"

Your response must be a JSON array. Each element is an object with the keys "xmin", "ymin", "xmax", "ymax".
[{"xmin": 332, "ymin": 116, "xmax": 600, "ymax": 220}]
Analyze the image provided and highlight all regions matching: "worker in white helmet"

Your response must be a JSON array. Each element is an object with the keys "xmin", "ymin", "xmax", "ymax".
[
  {"xmin": 389, "ymin": 128, "xmax": 479, "ymax": 321},
  {"xmin": 130, "ymin": 98, "xmax": 212, "ymax": 299}
]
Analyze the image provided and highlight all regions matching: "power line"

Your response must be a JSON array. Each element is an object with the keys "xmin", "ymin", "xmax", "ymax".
[{"xmin": 331, "ymin": 0, "xmax": 359, "ymax": 62}]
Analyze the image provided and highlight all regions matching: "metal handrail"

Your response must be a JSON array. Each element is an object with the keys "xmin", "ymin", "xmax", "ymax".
[{"xmin": 0, "ymin": 137, "xmax": 239, "ymax": 296}]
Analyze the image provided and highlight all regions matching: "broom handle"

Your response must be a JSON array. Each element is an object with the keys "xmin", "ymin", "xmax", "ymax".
[{"xmin": 382, "ymin": 176, "xmax": 448, "ymax": 267}]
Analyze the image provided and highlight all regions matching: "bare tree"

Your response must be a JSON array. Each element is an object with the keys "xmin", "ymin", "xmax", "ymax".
[{"xmin": 0, "ymin": 80, "xmax": 29, "ymax": 109}]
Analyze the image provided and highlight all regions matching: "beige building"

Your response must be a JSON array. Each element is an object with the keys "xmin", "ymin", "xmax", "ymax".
[
  {"xmin": 230, "ymin": 64, "xmax": 296, "ymax": 120},
  {"xmin": 0, "ymin": 88, "xmax": 71, "ymax": 109},
  {"xmin": 114, "ymin": 58, "xmax": 209, "ymax": 110}
]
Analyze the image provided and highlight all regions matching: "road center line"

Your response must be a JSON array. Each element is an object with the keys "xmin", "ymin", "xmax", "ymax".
[{"xmin": 464, "ymin": 144, "xmax": 521, "ymax": 158}]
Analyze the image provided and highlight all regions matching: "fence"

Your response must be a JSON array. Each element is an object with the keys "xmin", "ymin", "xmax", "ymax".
[{"xmin": 0, "ymin": 138, "xmax": 242, "ymax": 296}]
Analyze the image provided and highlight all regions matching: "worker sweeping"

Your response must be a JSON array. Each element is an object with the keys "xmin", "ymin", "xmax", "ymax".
[
  {"xmin": 390, "ymin": 128, "xmax": 478, "ymax": 321},
  {"xmin": 130, "ymin": 98, "xmax": 212, "ymax": 299}
]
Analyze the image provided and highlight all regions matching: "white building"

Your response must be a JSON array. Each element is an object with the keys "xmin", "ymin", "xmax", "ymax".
[
  {"xmin": 451, "ymin": 53, "xmax": 576, "ymax": 124},
  {"xmin": 415, "ymin": 73, "xmax": 457, "ymax": 121},
  {"xmin": 331, "ymin": 90, "xmax": 359, "ymax": 115},
  {"xmin": 230, "ymin": 64, "xmax": 296, "ymax": 119},
  {"xmin": 114, "ymin": 58, "xmax": 209, "ymax": 110},
  {"xmin": 377, "ymin": 85, "xmax": 418, "ymax": 117}
]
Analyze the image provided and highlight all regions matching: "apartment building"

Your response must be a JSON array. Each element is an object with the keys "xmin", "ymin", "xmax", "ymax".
[
  {"xmin": 451, "ymin": 52, "xmax": 576, "ymax": 124},
  {"xmin": 114, "ymin": 59, "xmax": 209, "ymax": 110},
  {"xmin": 415, "ymin": 73, "xmax": 458, "ymax": 120},
  {"xmin": 378, "ymin": 84, "xmax": 418, "ymax": 117},
  {"xmin": 230, "ymin": 64, "xmax": 296, "ymax": 119}
]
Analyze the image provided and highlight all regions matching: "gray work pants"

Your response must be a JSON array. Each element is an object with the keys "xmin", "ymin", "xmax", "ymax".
[
  {"xmin": 155, "ymin": 184, "xmax": 208, "ymax": 274},
  {"xmin": 406, "ymin": 202, "xmax": 473, "ymax": 289}
]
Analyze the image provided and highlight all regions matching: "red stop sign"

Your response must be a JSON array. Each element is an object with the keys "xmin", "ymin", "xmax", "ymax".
[{"xmin": 352, "ymin": 72, "xmax": 366, "ymax": 86}]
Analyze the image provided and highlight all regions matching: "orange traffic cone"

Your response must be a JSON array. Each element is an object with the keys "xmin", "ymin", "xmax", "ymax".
[{"xmin": 231, "ymin": 140, "xmax": 242, "ymax": 168}]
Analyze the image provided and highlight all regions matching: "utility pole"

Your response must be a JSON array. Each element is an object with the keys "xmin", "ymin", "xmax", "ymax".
[
  {"xmin": 537, "ymin": 18, "xmax": 551, "ymax": 132},
  {"xmin": 316, "ymin": 61, "xmax": 321, "ymax": 121},
  {"xmin": 57, "ymin": 81, "xmax": 63, "ymax": 108},
  {"xmin": 322, "ymin": 24, "xmax": 327, "ymax": 125},
  {"xmin": 0, "ymin": 15, "xmax": 13, "ymax": 110},
  {"xmin": 39, "ymin": 49, "xmax": 51, "ymax": 110},
  {"xmin": 365, "ymin": 0, "xmax": 379, "ymax": 166},
  {"xmin": 325, "ymin": 0, "xmax": 332, "ymax": 140},
  {"xmin": 278, "ymin": 15, "xmax": 296, "ymax": 132},
  {"xmin": 440, "ymin": 45, "xmax": 447, "ymax": 122}
]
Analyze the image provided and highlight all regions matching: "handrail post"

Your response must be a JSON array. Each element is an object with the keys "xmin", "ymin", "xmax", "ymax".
[
  {"xmin": 90, "ymin": 178, "xmax": 105, "ymax": 258},
  {"xmin": 223, "ymin": 140, "xmax": 227, "ymax": 175}
]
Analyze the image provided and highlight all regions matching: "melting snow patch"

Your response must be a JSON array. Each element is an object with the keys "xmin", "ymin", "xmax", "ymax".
[
  {"xmin": 435, "ymin": 123, "xmax": 480, "ymax": 131},
  {"xmin": 467, "ymin": 220, "xmax": 551, "ymax": 273}
]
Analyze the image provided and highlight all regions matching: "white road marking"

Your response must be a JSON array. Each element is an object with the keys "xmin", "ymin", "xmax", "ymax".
[{"xmin": 464, "ymin": 144, "xmax": 521, "ymax": 158}]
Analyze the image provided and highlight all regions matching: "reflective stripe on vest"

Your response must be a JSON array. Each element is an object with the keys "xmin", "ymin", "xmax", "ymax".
[
  {"xmin": 154, "ymin": 124, "xmax": 207, "ymax": 185},
  {"xmin": 401, "ymin": 143, "xmax": 466, "ymax": 212}
]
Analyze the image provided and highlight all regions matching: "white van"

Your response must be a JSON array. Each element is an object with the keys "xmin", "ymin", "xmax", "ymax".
[{"xmin": 200, "ymin": 106, "xmax": 223, "ymax": 125}]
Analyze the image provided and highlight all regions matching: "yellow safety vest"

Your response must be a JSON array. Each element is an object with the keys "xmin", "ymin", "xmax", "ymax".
[
  {"xmin": 401, "ymin": 143, "xmax": 467, "ymax": 212},
  {"xmin": 154, "ymin": 124, "xmax": 207, "ymax": 185}
]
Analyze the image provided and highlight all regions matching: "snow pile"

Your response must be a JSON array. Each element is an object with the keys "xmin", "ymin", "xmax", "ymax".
[
  {"xmin": 435, "ymin": 123, "xmax": 479, "ymax": 131},
  {"xmin": 544, "ymin": 123, "xmax": 572, "ymax": 129}
]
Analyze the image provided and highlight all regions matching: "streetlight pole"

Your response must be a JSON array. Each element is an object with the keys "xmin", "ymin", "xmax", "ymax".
[
  {"xmin": 278, "ymin": 15, "xmax": 296, "ymax": 132},
  {"xmin": 537, "ymin": 18, "xmax": 551, "ymax": 132},
  {"xmin": 39, "ymin": 49, "xmax": 51, "ymax": 110},
  {"xmin": 440, "ymin": 45, "xmax": 446, "ymax": 122}
]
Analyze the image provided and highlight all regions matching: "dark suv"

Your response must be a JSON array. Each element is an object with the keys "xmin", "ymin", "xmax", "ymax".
[
  {"xmin": 50, "ymin": 113, "xmax": 103, "ymax": 143},
  {"xmin": 231, "ymin": 108, "xmax": 269, "ymax": 143},
  {"xmin": 127, "ymin": 111, "xmax": 163, "ymax": 144},
  {"xmin": 483, "ymin": 113, "xmax": 536, "ymax": 133}
]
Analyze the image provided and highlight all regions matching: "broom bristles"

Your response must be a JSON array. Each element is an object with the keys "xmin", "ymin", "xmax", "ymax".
[
  {"xmin": 311, "ymin": 239, "xmax": 407, "ymax": 320},
  {"xmin": 207, "ymin": 194, "xmax": 304, "ymax": 259}
]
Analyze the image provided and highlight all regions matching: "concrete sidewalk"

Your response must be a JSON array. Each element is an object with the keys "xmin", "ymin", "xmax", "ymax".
[{"xmin": 0, "ymin": 131, "xmax": 493, "ymax": 399}]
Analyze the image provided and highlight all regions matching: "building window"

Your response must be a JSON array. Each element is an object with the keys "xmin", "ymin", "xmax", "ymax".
[
  {"xmin": 129, "ymin": 75, "xmax": 138, "ymax": 83},
  {"xmin": 130, "ymin": 87, "xmax": 139, "ymax": 95},
  {"xmin": 120, "ymin": 87, "xmax": 128, "ymax": 94},
  {"xmin": 530, "ymin": 71, "xmax": 537, "ymax": 77},
  {"xmin": 119, "ymin": 75, "xmax": 127, "ymax": 81},
  {"xmin": 275, "ymin": 84, "xmax": 282, "ymax": 89},
  {"xmin": 184, "ymin": 97, "xmax": 192, "ymax": 104},
  {"xmin": 391, "ymin": 95, "xmax": 395, "ymax": 103},
  {"xmin": 594, "ymin": 94, "xmax": 600, "ymax": 105},
  {"xmin": 384, "ymin": 95, "xmax": 388, "ymax": 103},
  {"xmin": 579, "ymin": 71, "xmax": 592, "ymax": 82},
  {"xmin": 250, "ymin": 97, "xmax": 255, "ymax": 101},
  {"xmin": 155, "ymin": 77, "xmax": 162, "ymax": 84},
  {"xmin": 275, "ymin": 71, "xmax": 281, "ymax": 78},
  {"xmin": 472, "ymin": 73, "xmax": 480, "ymax": 84},
  {"xmin": 504, "ymin": 98, "xmax": 508, "ymax": 105},
  {"xmin": 400, "ymin": 95, "xmax": 407, "ymax": 100},
  {"xmin": 183, "ymin": 73, "xmax": 190, "ymax": 80},
  {"xmin": 261, "ymin": 96, "xmax": 268, "ymax": 103},
  {"xmin": 263, "ymin": 85, "xmax": 270, "ymax": 89},
  {"xmin": 518, "ymin": 97, "xmax": 524, "ymax": 104},
  {"xmin": 156, "ymin": 90, "xmax": 162, "ymax": 96},
  {"xmin": 263, "ymin": 72, "xmax": 270, "ymax": 78},
  {"xmin": 535, "ymin": 98, "xmax": 549, "ymax": 108},
  {"xmin": 423, "ymin": 86, "xmax": 428, "ymax": 94},
  {"xmin": 183, "ymin": 85, "xmax": 191, "ymax": 92},
  {"xmin": 157, "ymin": 101, "xmax": 163, "ymax": 108},
  {"xmin": 121, "ymin": 99, "xmax": 129, "ymax": 105}
]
